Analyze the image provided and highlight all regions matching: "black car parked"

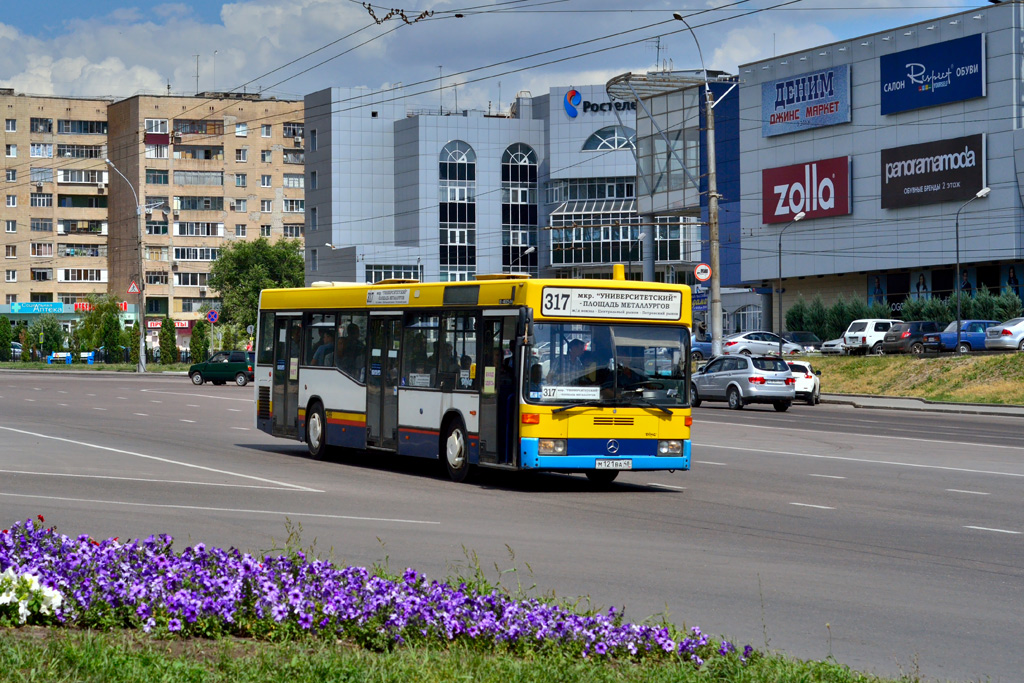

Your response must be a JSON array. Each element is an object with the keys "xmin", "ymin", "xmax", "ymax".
[{"xmin": 881, "ymin": 320, "xmax": 942, "ymax": 355}]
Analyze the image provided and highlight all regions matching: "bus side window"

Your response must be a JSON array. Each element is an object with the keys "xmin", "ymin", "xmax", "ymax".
[
  {"xmin": 337, "ymin": 312, "xmax": 368, "ymax": 382},
  {"xmin": 402, "ymin": 314, "xmax": 437, "ymax": 388}
]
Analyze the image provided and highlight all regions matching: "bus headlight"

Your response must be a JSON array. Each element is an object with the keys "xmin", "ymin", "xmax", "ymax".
[
  {"xmin": 538, "ymin": 439, "xmax": 567, "ymax": 455},
  {"xmin": 658, "ymin": 440, "xmax": 682, "ymax": 455}
]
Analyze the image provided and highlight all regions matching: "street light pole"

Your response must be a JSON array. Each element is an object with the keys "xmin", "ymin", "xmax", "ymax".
[
  {"xmin": 105, "ymin": 158, "xmax": 147, "ymax": 374},
  {"xmin": 954, "ymin": 187, "xmax": 991, "ymax": 353},
  {"xmin": 777, "ymin": 211, "xmax": 806, "ymax": 356},
  {"xmin": 672, "ymin": 12, "xmax": 722, "ymax": 356},
  {"xmin": 510, "ymin": 245, "xmax": 536, "ymax": 272}
]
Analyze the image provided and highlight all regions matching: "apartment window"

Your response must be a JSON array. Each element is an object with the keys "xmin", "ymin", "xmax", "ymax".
[
  {"xmin": 173, "ymin": 170, "xmax": 223, "ymax": 186},
  {"xmin": 146, "ymin": 169, "xmax": 169, "ymax": 184},
  {"xmin": 5, "ymin": 169, "xmax": 14, "ymax": 182},
  {"xmin": 260, "ymin": 224, "xmax": 271, "ymax": 237},
  {"xmin": 56, "ymin": 169, "xmax": 106, "ymax": 184},
  {"xmin": 5, "ymin": 270, "xmax": 15, "ymax": 283},
  {"xmin": 283, "ymin": 122, "xmax": 303, "ymax": 138},
  {"xmin": 145, "ymin": 118, "xmax": 168, "ymax": 134},
  {"xmin": 146, "ymin": 271, "xmax": 168, "ymax": 285},
  {"xmin": 235, "ymin": 122, "xmax": 248, "ymax": 137},
  {"xmin": 30, "ymin": 193, "xmax": 53, "ymax": 207},
  {"xmin": 176, "ymin": 222, "xmax": 223, "ymax": 237},
  {"xmin": 4, "ymin": 119, "xmax": 15, "ymax": 132},
  {"xmin": 309, "ymin": 129, "xmax": 317, "ymax": 151},
  {"xmin": 283, "ymin": 224, "xmax": 303, "ymax": 237},
  {"xmin": 234, "ymin": 224, "xmax": 246, "ymax": 237},
  {"xmin": 5, "ymin": 145, "xmax": 16, "ymax": 157},
  {"xmin": 235, "ymin": 173, "xmax": 247, "ymax": 188},
  {"xmin": 58, "ymin": 243, "xmax": 105, "ymax": 257},
  {"xmin": 283, "ymin": 199, "xmax": 304, "ymax": 213},
  {"xmin": 5, "ymin": 220, "xmax": 15, "ymax": 233},
  {"xmin": 174, "ymin": 272, "xmax": 209, "ymax": 287},
  {"xmin": 236, "ymin": 148, "xmax": 248, "ymax": 162},
  {"xmin": 173, "ymin": 247, "xmax": 220, "ymax": 261},
  {"xmin": 310, "ymin": 248, "xmax": 318, "ymax": 272},
  {"xmin": 30, "ymin": 168, "xmax": 53, "ymax": 183},
  {"xmin": 30, "ymin": 219, "xmax": 52, "ymax": 232},
  {"xmin": 5, "ymin": 295, "xmax": 15, "ymax": 304},
  {"xmin": 31, "ymin": 243, "xmax": 53, "ymax": 257},
  {"xmin": 181, "ymin": 297, "xmax": 218, "ymax": 313},
  {"xmin": 146, "ymin": 144, "xmax": 168, "ymax": 159},
  {"xmin": 282, "ymin": 150, "xmax": 303, "ymax": 164},
  {"xmin": 261, "ymin": 149, "xmax": 272, "ymax": 163},
  {"xmin": 231, "ymin": 199, "xmax": 247, "ymax": 212},
  {"xmin": 261, "ymin": 124, "xmax": 272, "ymax": 137},
  {"xmin": 60, "ymin": 268, "xmax": 104, "ymax": 282},
  {"xmin": 260, "ymin": 199, "xmax": 272, "ymax": 212},
  {"xmin": 30, "ymin": 118, "xmax": 52, "ymax": 133},
  {"xmin": 31, "ymin": 268, "xmax": 53, "ymax": 282},
  {"xmin": 5, "ymin": 245, "xmax": 16, "ymax": 258},
  {"xmin": 310, "ymin": 170, "xmax": 317, "ymax": 190},
  {"xmin": 6, "ymin": 195, "xmax": 15, "ymax": 208},
  {"xmin": 260, "ymin": 174, "xmax": 271, "ymax": 188},
  {"xmin": 56, "ymin": 144, "xmax": 103, "ymax": 159},
  {"xmin": 58, "ymin": 120, "xmax": 107, "ymax": 135},
  {"xmin": 30, "ymin": 143, "xmax": 53, "ymax": 158},
  {"xmin": 174, "ymin": 196, "xmax": 224, "ymax": 211},
  {"xmin": 146, "ymin": 220, "xmax": 169, "ymax": 235},
  {"xmin": 283, "ymin": 174, "xmax": 304, "ymax": 189},
  {"xmin": 310, "ymin": 207, "xmax": 317, "ymax": 231}
]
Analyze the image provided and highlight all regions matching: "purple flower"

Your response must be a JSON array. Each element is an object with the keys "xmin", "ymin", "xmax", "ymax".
[{"xmin": 167, "ymin": 618, "xmax": 182, "ymax": 632}]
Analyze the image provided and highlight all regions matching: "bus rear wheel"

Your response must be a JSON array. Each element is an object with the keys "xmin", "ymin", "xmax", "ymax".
[
  {"xmin": 443, "ymin": 419, "xmax": 471, "ymax": 483},
  {"xmin": 306, "ymin": 402, "xmax": 328, "ymax": 460},
  {"xmin": 586, "ymin": 470, "xmax": 619, "ymax": 486}
]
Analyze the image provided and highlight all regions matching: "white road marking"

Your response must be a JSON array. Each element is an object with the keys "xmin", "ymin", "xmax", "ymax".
[
  {"xmin": 809, "ymin": 474, "xmax": 846, "ymax": 480},
  {"xmin": 0, "ymin": 492, "xmax": 436, "ymax": 526},
  {"xmin": 964, "ymin": 526, "xmax": 1020, "ymax": 535},
  {"xmin": 142, "ymin": 389, "xmax": 252, "ymax": 402},
  {"xmin": 0, "ymin": 469, "xmax": 305, "ymax": 491},
  {"xmin": 87, "ymin": 393, "xmax": 95, "ymax": 396},
  {"xmin": 227, "ymin": 408, "xmax": 242, "ymax": 412},
  {"xmin": 24, "ymin": 399, "xmax": 35, "ymax": 402},
  {"xmin": 180, "ymin": 419, "xmax": 196, "ymax": 423},
  {"xmin": 133, "ymin": 413, "xmax": 148, "ymax": 416},
  {"xmin": 696, "ymin": 460, "xmax": 728, "ymax": 466},
  {"xmin": 947, "ymin": 489, "xmax": 990, "ymax": 496},
  {"xmin": 58, "ymin": 391, "xmax": 67, "ymax": 394},
  {"xmin": 58, "ymin": 404, "xmax": 68, "ymax": 407},
  {"xmin": 151, "ymin": 400, "xmax": 162, "ymax": 403},
  {"xmin": 93, "ymin": 407, "xmax": 107, "ymax": 411},
  {"xmin": 697, "ymin": 420, "xmax": 1024, "ymax": 452},
  {"xmin": 701, "ymin": 444, "xmax": 1024, "ymax": 479},
  {"xmin": 646, "ymin": 482, "xmax": 685, "ymax": 490},
  {"xmin": 790, "ymin": 502, "xmax": 835, "ymax": 510},
  {"xmin": 187, "ymin": 404, "xmax": 200, "ymax": 408},
  {"xmin": 117, "ymin": 396, "xmax": 127, "ymax": 400},
  {"xmin": 0, "ymin": 425, "xmax": 320, "ymax": 492},
  {"xmin": 231, "ymin": 427, "xmax": 249, "ymax": 430}
]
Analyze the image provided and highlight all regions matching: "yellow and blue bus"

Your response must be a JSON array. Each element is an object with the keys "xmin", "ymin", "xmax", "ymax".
[{"xmin": 254, "ymin": 265, "xmax": 692, "ymax": 483}]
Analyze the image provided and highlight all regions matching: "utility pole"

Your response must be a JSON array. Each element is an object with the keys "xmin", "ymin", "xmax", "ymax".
[{"xmin": 705, "ymin": 86, "xmax": 723, "ymax": 357}]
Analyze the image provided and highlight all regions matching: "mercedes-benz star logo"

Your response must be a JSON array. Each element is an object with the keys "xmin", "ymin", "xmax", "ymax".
[{"xmin": 606, "ymin": 439, "xmax": 620, "ymax": 454}]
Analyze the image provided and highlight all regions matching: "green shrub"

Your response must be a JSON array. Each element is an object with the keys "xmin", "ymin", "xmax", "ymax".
[
  {"xmin": 806, "ymin": 294, "xmax": 828, "ymax": 342},
  {"xmin": 159, "ymin": 318, "xmax": 177, "ymax": 365},
  {"xmin": 0, "ymin": 316, "xmax": 11, "ymax": 362},
  {"xmin": 784, "ymin": 297, "xmax": 807, "ymax": 334}
]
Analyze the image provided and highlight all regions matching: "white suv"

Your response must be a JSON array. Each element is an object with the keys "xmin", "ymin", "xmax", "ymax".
[{"xmin": 843, "ymin": 318, "xmax": 899, "ymax": 355}]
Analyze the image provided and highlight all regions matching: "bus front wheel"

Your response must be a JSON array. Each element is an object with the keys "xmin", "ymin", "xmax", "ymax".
[
  {"xmin": 443, "ymin": 419, "xmax": 471, "ymax": 483},
  {"xmin": 306, "ymin": 402, "xmax": 328, "ymax": 460}
]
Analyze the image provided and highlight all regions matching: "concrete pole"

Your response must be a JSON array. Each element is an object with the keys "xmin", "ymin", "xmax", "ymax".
[{"xmin": 706, "ymin": 87, "xmax": 722, "ymax": 357}]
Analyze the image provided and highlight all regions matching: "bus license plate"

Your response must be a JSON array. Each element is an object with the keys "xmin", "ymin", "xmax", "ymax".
[{"xmin": 595, "ymin": 459, "xmax": 632, "ymax": 470}]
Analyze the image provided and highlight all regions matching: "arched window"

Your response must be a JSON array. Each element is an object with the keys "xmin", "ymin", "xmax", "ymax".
[
  {"xmin": 501, "ymin": 144, "xmax": 538, "ymax": 275},
  {"xmin": 582, "ymin": 126, "xmax": 636, "ymax": 151},
  {"xmin": 439, "ymin": 141, "xmax": 477, "ymax": 281}
]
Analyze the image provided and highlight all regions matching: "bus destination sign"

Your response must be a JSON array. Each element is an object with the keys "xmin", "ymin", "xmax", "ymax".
[
  {"xmin": 366, "ymin": 289, "xmax": 410, "ymax": 306},
  {"xmin": 540, "ymin": 287, "xmax": 682, "ymax": 321}
]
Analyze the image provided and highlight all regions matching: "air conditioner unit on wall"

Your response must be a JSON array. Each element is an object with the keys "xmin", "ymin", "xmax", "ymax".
[
  {"xmin": 97, "ymin": 183, "xmax": 106, "ymax": 193},
  {"xmin": 199, "ymin": 286, "xmax": 207, "ymax": 296},
  {"xmin": 293, "ymin": 136, "xmax": 302, "ymax": 147}
]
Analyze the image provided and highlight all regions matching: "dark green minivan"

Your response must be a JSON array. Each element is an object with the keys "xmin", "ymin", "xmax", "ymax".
[{"xmin": 188, "ymin": 350, "xmax": 254, "ymax": 386}]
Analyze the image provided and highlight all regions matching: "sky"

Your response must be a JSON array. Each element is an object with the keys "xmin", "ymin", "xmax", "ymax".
[{"xmin": 0, "ymin": 1, "xmax": 985, "ymax": 111}]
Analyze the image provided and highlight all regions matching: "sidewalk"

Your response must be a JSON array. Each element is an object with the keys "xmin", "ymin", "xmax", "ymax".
[{"xmin": 822, "ymin": 393, "xmax": 1024, "ymax": 418}]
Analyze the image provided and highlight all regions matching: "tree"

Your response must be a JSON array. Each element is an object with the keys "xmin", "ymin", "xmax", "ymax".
[
  {"xmin": 972, "ymin": 284, "xmax": 998, "ymax": 322},
  {"xmin": 68, "ymin": 326, "xmax": 83, "ymax": 364},
  {"xmin": 159, "ymin": 317, "xmax": 178, "ymax": 365},
  {"xmin": 0, "ymin": 316, "xmax": 11, "ymax": 362},
  {"xmin": 785, "ymin": 297, "xmax": 807, "ymax": 334},
  {"xmin": 995, "ymin": 290, "xmax": 1023, "ymax": 323},
  {"xmin": 29, "ymin": 314, "xmax": 65, "ymax": 358},
  {"xmin": 129, "ymin": 322, "xmax": 141, "ymax": 367},
  {"xmin": 190, "ymin": 319, "xmax": 211, "ymax": 362},
  {"xmin": 805, "ymin": 294, "xmax": 828, "ymax": 343},
  {"xmin": 899, "ymin": 296, "xmax": 926, "ymax": 322},
  {"xmin": 99, "ymin": 308, "xmax": 122, "ymax": 364},
  {"xmin": 208, "ymin": 237, "xmax": 304, "ymax": 330},
  {"xmin": 77, "ymin": 296, "xmax": 128, "ymax": 350},
  {"xmin": 825, "ymin": 295, "xmax": 850, "ymax": 341}
]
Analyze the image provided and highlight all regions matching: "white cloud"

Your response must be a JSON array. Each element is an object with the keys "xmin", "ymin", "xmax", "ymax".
[{"xmin": 710, "ymin": 23, "xmax": 838, "ymax": 70}]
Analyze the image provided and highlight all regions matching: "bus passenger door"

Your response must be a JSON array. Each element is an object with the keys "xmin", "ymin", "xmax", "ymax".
[
  {"xmin": 272, "ymin": 315, "xmax": 302, "ymax": 438},
  {"xmin": 479, "ymin": 315, "xmax": 518, "ymax": 465},
  {"xmin": 367, "ymin": 315, "xmax": 402, "ymax": 450}
]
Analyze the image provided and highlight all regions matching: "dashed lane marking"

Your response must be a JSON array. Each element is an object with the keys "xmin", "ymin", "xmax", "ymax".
[
  {"xmin": 964, "ymin": 526, "xmax": 1020, "ymax": 535},
  {"xmin": 809, "ymin": 474, "xmax": 846, "ymax": 479},
  {"xmin": 947, "ymin": 489, "xmax": 990, "ymax": 495},
  {"xmin": 0, "ymin": 469, "xmax": 308, "ymax": 491},
  {"xmin": 696, "ymin": 460, "xmax": 728, "ymax": 466},
  {"xmin": 790, "ymin": 502, "xmax": 835, "ymax": 510},
  {"xmin": 646, "ymin": 483, "xmax": 685, "ymax": 490}
]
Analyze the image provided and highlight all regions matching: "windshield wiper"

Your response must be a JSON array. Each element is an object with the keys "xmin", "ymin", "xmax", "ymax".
[{"xmin": 552, "ymin": 399, "xmax": 612, "ymax": 414}]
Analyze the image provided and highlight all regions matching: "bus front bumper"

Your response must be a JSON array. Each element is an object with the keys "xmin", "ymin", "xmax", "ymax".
[{"xmin": 519, "ymin": 438, "xmax": 690, "ymax": 472}]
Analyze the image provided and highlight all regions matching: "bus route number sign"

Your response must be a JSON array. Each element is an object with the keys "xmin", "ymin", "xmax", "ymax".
[{"xmin": 541, "ymin": 287, "xmax": 682, "ymax": 321}]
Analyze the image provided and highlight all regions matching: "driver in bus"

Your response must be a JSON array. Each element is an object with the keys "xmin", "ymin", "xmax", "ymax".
[{"xmin": 549, "ymin": 338, "xmax": 586, "ymax": 385}]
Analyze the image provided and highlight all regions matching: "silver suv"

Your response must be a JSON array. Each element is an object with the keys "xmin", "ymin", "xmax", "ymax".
[{"xmin": 690, "ymin": 355, "xmax": 795, "ymax": 412}]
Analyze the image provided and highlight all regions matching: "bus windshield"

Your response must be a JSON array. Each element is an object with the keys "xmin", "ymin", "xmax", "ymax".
[{"xmin": 526, "ymin": 322, "xmax": 690, "ymax": 407}]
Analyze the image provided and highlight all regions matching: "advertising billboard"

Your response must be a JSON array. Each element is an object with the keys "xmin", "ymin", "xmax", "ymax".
[
  {"xmin": 880, "ymin": 34, "xmax": 985, "ymax": 115},
  {"xmin": 762, "ymin": 156, "xmax": 852, "ymax": 224},
  {"xmin": 762, "ymin": 65, "xmax": 851, "ymax": 137},
  {"xmin": 880, "ymin": 134, "xmax": 985, "ymax": 209}
]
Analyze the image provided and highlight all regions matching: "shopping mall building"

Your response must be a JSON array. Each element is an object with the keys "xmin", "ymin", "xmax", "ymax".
[{"xmin": 740, "ymin": 2, "xmax": 1024, "ymax": 329}]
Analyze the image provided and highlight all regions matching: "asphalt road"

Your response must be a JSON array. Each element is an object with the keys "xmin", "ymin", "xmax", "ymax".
[{"xmin": 1, "ymin": 371, "xmax": 1022, "ymax": 682}]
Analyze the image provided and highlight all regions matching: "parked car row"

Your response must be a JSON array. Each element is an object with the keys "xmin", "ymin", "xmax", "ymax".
[{"xmin": 785, "ymin": 316, "xmax": 1024, "ymax": 356}]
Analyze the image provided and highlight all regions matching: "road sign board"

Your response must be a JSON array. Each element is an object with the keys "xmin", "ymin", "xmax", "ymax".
[
  {"xmin": 246, "ymin": 325, "xmax": 254, "ymax": 335},
  {"xmin": 127, "ymin": 281, "xmax": 140, "ymax": 294},
  {"xmin": 694, "ymin": 263, "xmax": 712, "ymax": 282},
  {"xmin": 206, "ymin": 309, "xmax": 219, "ymax": 324}
]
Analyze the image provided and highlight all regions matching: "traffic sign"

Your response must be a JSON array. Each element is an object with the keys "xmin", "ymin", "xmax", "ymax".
[
  {"xmin": 206, "ymin": 309, "xmax": 219, "ymax": 324},
  {"xmin": 127, "ymin": 280, "xmax": 140, "ymax": 294},
  {"xmin": 694, "ymin": 263, "xmax": 712, "ymax": 282}
]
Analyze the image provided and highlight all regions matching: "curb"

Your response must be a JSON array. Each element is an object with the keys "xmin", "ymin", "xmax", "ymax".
[{"xmin": 821, "ymin": 394, "xmax": 1024, "ymax": 418}]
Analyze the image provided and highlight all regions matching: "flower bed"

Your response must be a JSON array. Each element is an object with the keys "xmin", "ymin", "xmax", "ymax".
[{"xmin": 0, "ymin": 517, "xmax": 753, "ymax": 666}]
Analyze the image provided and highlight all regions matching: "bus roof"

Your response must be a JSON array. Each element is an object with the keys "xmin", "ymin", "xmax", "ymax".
[{"xmin": 260, "ymin": 276, "xmax": 691, "ymax": 325}]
